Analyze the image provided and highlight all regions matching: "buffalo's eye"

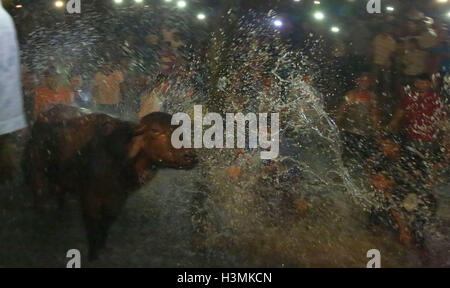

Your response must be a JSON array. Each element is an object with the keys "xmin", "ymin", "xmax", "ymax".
[{"xmin": 150, "ymin": 128, "xmax": 161, "ymax": 134}]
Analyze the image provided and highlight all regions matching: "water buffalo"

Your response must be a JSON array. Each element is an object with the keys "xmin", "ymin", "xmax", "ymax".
[{"xmin": 24, "ymin": 105, "xmax": 197, "ymax": 260}]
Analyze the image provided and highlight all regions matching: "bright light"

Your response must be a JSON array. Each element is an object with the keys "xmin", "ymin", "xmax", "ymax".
[
  {"xmin": 314, "ymin": 1, "xmax": 321, "ymax": 4},
  {"xmin": 314, "ymin": 11, "xmax": 325, "ymax": 21},
  {"xmin": 331, "ymin": 26, "xmax": 340, "ymax": 33},
  {"xmin": 177, "ymin": 1, "xmax": 187, "ymax": 8},
  {"xmin": 386, "ymin": 6, "xmax": 395, "ymax": 12},
  {"xmin": 273, "ymin": 19, "xmax": 283, "ymax": 27},
  {"xmin": 54, "ymin": 1, "xmax": 64, "ymax": 8},
  {"xmin": 164, "ymin": 0, "xmax": 173, "ymax": 2},
  {"xmin": 447, "ymin": 11, "xmax": 450, "ymax": 18},
  {"xmin": 197, "ymin": 13, "xmax": 206, "ymax": 20},
  {"xmin": 294, "ymin": 0, "xmax": 301, "ymax": 2},
  {"xmin": 16, "ymin": 5, "xmax": 23, "ymax": 8},
  {"xmin": 437, "ymin": 0, "xmax": 448, "ymax": 3},
  {"xmin": 114, "ymin": 0, "xmax": 123, "ymax": 4},
  {"xmin": 134, "ymin": 0, "xmax": 143, "ymax": 3}
]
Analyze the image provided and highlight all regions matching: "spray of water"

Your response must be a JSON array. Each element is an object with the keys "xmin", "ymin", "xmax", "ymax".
[{"xmin": 6, "ymin": 8, "xmax": 444, "ymax": 267}]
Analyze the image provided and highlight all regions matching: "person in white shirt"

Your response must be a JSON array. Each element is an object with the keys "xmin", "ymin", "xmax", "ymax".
[{"xmin": 0, "ymin": 2, "xmax": 27, "ymax": 183}]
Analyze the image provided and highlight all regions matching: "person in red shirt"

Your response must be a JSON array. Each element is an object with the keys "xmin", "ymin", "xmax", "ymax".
[
  {"xmin": 389, "ymin": 74, "xmax": 446, "ymax": 183},
  {"xmin": 390, "ymin": 74, "xmax": 445, "ymax": 141}
]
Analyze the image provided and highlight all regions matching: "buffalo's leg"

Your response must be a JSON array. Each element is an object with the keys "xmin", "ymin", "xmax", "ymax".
[
  {"xmin": 81, "ymin": 191, "xmax": 105, "ymax": 261},
  {"xmin": 26, "ymin": 141, "xmax": 51, "ymax": 209},
  {"xmin": 30, "ymin": 171, "xmax": 48, "ymax": 209},
  {"xmin": 81, "ymin": 190, "xmax": 125, "ymax": 261}
]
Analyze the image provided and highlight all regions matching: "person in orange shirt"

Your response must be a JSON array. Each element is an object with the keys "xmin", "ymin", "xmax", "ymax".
[
  {"xmin": 33, "ymin": 71, "xmax": 73, "ymax": 118},
  {"xmin": 92, "ymin": 62, "xmax": 124, "ymax": 115}
]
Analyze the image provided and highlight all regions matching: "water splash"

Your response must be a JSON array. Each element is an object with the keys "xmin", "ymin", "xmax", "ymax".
[{"xmin": 7, "ymin": 8, "xmax": 446, "ymax": 267}]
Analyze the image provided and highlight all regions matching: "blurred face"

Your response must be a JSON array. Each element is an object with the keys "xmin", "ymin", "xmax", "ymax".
[
  {"xmin": 380, "ymin": 139, "xmax": 400, "ymax": 160},
  {"xmin": 22, "ymin": 73, "xmax": 36, "ymax": 87},
  {"xmin": 70, "ymin": 76, "xmax": 82, "ymax": 89},
  {"xmin": 371, "ymin": 174, "xmax": 396, "ymax": 192},
  {"xmin": 414, "ymin": 79, "xmax": 432, "ymax": 92},
  {"xmin": 407, "ymin": 21, "xmax": 418, "ymax": 34},
  {"xmin": 231, "ymin": 73, "xmax": 242, "ymax": 90},
  {"xmin": 263, "ymin": 78, "xmax": 274, "ymax": 90},
  {"xmin": 102, "ymin": 62, "xmax": 113, "ymax": 72},
  {"xmin": 45, "ymin": 74, "xmax": 58, "ymax": 89},
  {"xmin": 357, "ymin": 76, "xmax": 374, "ymax": 90}
]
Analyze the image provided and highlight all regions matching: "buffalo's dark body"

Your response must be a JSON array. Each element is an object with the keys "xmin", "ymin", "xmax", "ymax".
[{"xmin": 23, "ymin": 105, "xmax": 196, "ymax": 260}]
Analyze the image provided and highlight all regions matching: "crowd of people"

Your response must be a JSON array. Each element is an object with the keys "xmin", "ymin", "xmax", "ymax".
[
  {"xmin": 22, "ymin": 58, "xmax": 175, "ymax": 122},
  {"xmin": 331, "ymin": 10, "xmax": 450, "ymax": 249}
]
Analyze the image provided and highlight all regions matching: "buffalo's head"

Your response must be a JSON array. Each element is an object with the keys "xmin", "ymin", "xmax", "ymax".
[{"xmin": 128, "ymin": 112, "xmax": 198, "ymax": 170}]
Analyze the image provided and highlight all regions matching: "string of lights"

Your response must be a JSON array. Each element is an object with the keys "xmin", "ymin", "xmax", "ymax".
[
  {"xmin": 10, "ymin": 0, "xmax": 450, "ymax": 34},
  {"xmin": 12, "ymin": 0, "xmax": 208, "ymax": 22}
]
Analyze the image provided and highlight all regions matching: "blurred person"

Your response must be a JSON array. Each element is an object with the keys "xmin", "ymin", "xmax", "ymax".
[
  {"xmin": 69, "ymin": 75, "xmax": 90, "ymax": 108},
  {"xmin": 158, "ymin": 42, "xmax": 181, "ymax": 76},
  {"xmin": 429, "ymin": 23, "xmax": 450, "ymax": 74},
  {"xmin": 258, "ymin": 76, "xmax": 278, "ymax": 112},
  {"xmin": 92, "ymin": 61, "xmax": 124, "ymax": 115},
  {"xmin": 330, "ymin": 39, "xmax": 355, "ymax": 101},
  {"xmin": 405, "ymin": 9, "xmax": 425, "ymax": 23},
  {"xmin": 336, "ymin": 73, "xmax": 381, "ymax": 167},
  {"xmin": 33, "ymin": 71, "xmax": 73, "ymax": 118},
  {"xmin": 121, "ymin": 74, "xmax": 149, "ymax": 118},
  {"xmin": 371, "ymin": 29, "xmax": 397, "ymax": 114},
  {"xmin": 369, "ymin": 110, "xmax": 437, "ymax": 249},
  {"xmin": 401, "ymin": 39, "xmax": 428, "ymax": 81},
  {"xmin": 226, "ymin": 71, "xmax": 247, "ymax": 111},
  {"xmin": 138, "ymin": 74, "xmax": 169, "ymax": 119},
  {"xmin": 368, "ymin": 133, "xmax": 437, "ymax": 251},
  {"xmin": 388, "ymin": 74, "xmax": 446, "ymax": 183},
  {"xmin": 428, "ymin": 40, "xmax": 450, "ymax": 76},
  {"xmin": 431, "ymin": 117, "xmax": 450, "ymax": 184},
  {"xmin": 0, "ymin": 2, "xmax": 27, "ymax": 183},
  {"xmin": 398, "ymin": 20, "xmax": 419, "ymax": 39},
  {"xmin": 369, "ymin": 153, "xmax": 437, "ymax": 249},
  {"xmin": 372, "ymin": 30, "xmax": 397, "ymax": 75},
  {"xmin": 416, "ymin": 19, "xmax": 439, "ymax": 50},
  {"xmin": 442, "ymin": 71, "xmax": 450, "ymax": 105},
  {"xmin": 118, "ymin": 57, "xmax": 137, "ymax": 110},
  {"xmin": 348, "ymin": 19, "xmax": 372, "ymax": 66}
]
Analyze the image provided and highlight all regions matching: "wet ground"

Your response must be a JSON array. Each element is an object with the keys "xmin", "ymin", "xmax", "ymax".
[{"xmin": 0, "ymin": 134, "xmax": 449, "ymax": 268}]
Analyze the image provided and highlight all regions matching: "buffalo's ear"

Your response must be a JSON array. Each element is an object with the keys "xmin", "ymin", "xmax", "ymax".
[
  {"xmin": 128, "ymin": 124, "xmax": 148, "ymax": 158},
  {"xmin": 128, "ymin": 134, "xmax": 145, "ymax": 159}
]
